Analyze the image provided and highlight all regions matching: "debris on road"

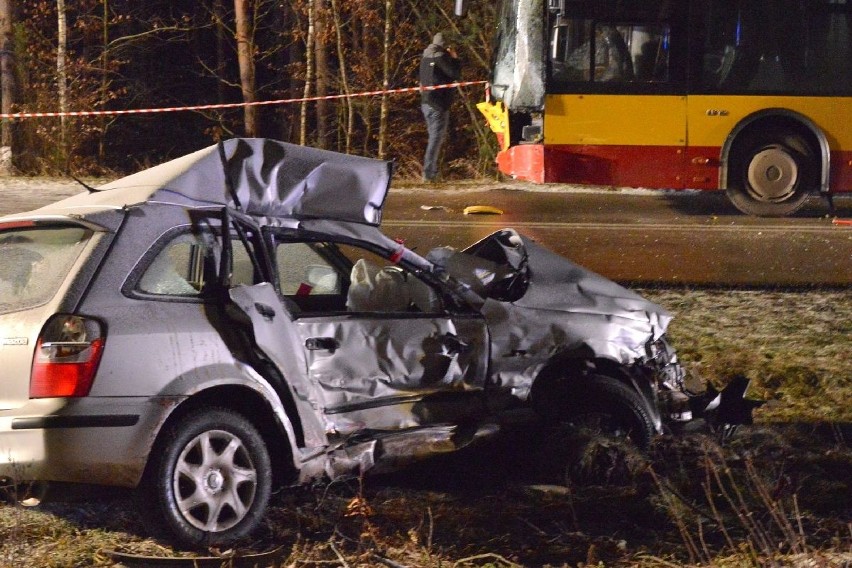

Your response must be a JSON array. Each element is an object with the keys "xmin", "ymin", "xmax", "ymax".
[{"xmin": 463, "ymin": 205, "xmax": 504, "ymax": 215}]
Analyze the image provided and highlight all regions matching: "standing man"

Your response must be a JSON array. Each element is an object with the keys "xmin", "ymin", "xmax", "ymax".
[{"xmin": 419, "ymin": 32, "xmax": 461, "ymax": 183}]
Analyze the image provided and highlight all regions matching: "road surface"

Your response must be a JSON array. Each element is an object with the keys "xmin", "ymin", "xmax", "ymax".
[
  {"xmin": 384, "ymin": 182, "xmax": 852, "ymax": 286},
  {"xmin": 2, "ymin": 178, "xmax": 850, "ymax": 286}
]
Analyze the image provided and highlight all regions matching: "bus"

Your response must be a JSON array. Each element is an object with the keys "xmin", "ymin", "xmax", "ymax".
[{"xmin": 474, "ymin": 0, "xmax": 852, "ymax": 216}]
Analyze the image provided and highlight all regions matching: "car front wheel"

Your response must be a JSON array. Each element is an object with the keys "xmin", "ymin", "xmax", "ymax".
[
  {"xmin": 562, "ymin": 375, "xmax": 657, "ymax": 450},
  {"xmin": 138, "ymin": 407, "xmax": 272, "ymax": 548}
]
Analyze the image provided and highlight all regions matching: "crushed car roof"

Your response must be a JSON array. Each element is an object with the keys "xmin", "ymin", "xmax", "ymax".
[{"xmin": 14, "ymin": 138, "xmax": 393, "ymax": 226}]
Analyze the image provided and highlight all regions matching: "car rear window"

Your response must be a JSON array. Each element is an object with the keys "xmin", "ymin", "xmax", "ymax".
[{"xmin": 0, "ymin": 226, "xmax": 91, "ymax": 315}]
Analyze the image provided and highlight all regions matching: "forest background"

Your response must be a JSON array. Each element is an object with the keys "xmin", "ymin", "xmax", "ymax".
[{"xmin": 0, "ymin": 0, "xmax": 497, "ymax": 178}]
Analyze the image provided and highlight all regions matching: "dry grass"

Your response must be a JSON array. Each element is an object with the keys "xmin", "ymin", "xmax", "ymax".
[
  {"xmin": 637, "ymin": 287, "xmax": 852, "ymax": 422},
  {"xmin": 2, "ymin": 287, "xmax": 851, "ymax": 567}
]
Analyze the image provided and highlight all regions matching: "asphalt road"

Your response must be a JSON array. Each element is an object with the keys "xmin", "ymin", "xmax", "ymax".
[
  {"xmin": 2, "ymin": 178, "xmax": 851, "ymax": 286},
  {"xmin": 383, "ymin": 183, "xmax": 852, "ymax": 287}
]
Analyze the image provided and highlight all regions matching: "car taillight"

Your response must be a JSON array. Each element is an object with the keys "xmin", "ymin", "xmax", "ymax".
[{"xmin": 30, "ymin": 315, "xmax": 106, "ymax": 398}]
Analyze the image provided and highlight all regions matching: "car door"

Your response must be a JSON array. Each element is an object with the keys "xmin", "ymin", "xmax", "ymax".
[{"xmin": 243, "ymin": 235, "xmax": 490, "ymax": 439}]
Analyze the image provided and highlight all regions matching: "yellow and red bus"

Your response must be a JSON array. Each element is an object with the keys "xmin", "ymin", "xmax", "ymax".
[{"xmin": 475, "ymin": 0, "xmax": 852, "ymax": 216}]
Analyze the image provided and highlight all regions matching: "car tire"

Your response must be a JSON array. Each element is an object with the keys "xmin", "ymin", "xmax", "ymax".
[
  {"xmin": 138, "ymin": 407, "xmax": 272, "ymax": 548},
  {"xmin": 726, "ymin": 128, "xmax": 815, "ymax": 217},
  {"xmin": 562, "ymin": 375, "xmax": 657, "ymax": 449}
]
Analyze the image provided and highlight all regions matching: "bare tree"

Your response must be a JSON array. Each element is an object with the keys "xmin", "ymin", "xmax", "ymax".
[
  {"xmin": 314, "ymin": 0, "xmax": 330, "ymax": 148},
  {"xmin": 378, "ymin": 0, "xmax": 394, "ymax": 159},
  {"xmin": 214, "ymin": 0, "xmax": 227, "ymax": 104},
  {"xmin": 329, "ymin": 0, "xmax": 353, "ymax": 153},
  {"xmin": 57, "ymin": 0, "xmax": 68, "ymax": 163},
  {"xmin": 234, "ymin": 0, "xmax": 257, "ymax": 136},
  {"xmin": 300, "ymin": 0, "xmax": 315, "ymax": 145},
  {"xmin": 98, "ymin": 0, "xmax": 110, "ymax": 161},
  {"xmin": 0, "ymin": 0, "xmax": 14, "ymax": 174}
]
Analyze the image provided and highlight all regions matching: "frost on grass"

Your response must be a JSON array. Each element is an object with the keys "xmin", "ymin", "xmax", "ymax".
[{"xmin": 640, "ymin": 287, "xmax": 852, "ymax": 422}]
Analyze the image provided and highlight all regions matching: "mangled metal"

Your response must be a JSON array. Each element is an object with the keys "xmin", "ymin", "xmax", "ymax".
[
  {"xmin": 0, "ymin": 138, "xmax": 756, "ymax": 547},
  {"xmin": 15, "ymin": 138, "xmax": 392, "ymax": 226},
  {"xmin": 490, "ymin": 0, "xmax": 546, "ymax": 110},
  {"xmin": 424, "ymin": 230, "xmax": 675, "ymax": 398}
]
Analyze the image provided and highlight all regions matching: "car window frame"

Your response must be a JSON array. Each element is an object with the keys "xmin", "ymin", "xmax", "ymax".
[
  {"xmin": 268, "ymin": 231, "xmax": 475, "ymax": 318},
  {"xmin": 123, "ymin": 224, "xmax": 261, "ymax": 303}
]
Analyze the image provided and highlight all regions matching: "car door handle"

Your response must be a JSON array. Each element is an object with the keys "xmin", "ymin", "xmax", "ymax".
[
  {"xmin": 305, "ymin": 337, "xmax": 339, "ymax": 352},
  {"xmin": 254, "ymin": 302, "xmax": 276, "ymax": 321}
]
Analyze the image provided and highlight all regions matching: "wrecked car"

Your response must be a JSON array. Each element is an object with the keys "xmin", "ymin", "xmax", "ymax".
[{"xmin": 0, "ymin": 138, "xmax": 753, "ymax": 547}]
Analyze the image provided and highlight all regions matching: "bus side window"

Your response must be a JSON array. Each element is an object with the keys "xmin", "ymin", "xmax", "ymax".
[
  {"xmin": 631, "ymin": 26, "xmax": 671, "ymax": 82},
  {"xmin": 551, "ymin": 19, "xmax": 594, "ymax": 82},
  {"xmin": 551, "ymin": 21, "xmax": 671, "ymax": 84},
  {"xmin": 594, "ymin": 25, "xmax": 634, "ymax": 81}
]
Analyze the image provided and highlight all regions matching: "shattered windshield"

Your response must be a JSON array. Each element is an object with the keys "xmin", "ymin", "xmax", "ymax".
[
  {"xmin": 491, "ymin": 0, "xmax": 547, "ymax": 110},
  {"xmin": 0, "ymin": 226, "xmax": 91, "ymax": 315},
  {"xmin": 491, "ymin": 0, "xmax": 518, "ymax": 93}
]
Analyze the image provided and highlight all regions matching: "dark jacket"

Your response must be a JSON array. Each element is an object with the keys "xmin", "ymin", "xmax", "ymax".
[{"xmin": 419, "ymin": 43, "xmax": 461, "ymax": 110}]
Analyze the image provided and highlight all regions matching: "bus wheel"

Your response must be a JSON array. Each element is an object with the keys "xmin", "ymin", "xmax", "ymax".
[{"xmin": 727, "ymin": 128, "xmax": 815, "ymax": 217}]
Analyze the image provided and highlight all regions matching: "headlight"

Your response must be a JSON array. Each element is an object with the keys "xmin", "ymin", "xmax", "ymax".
[
  {"xmin": 644, "ymin": 336, "xmax": 685, "ymax": 389},
  {"xmin": 645, "ymin": 337, "xmax": 670, "ymax": 363}
]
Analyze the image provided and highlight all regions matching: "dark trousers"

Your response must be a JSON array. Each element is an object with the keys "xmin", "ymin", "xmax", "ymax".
[{"xmin": 421, "ymin": 103, "xmax": 450, "ymax": 181}]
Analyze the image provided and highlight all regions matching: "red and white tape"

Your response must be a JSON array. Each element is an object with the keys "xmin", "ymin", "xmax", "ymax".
[{"xmin": 0, "ymin": 81, "xmax": 486, "ymax": 120}]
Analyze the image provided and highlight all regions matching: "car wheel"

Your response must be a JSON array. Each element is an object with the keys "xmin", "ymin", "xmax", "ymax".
[
  {"xmin": 726, "ymin": 128, "xmax": 815, "ymax": 217},
  {"xmin": 138, "ymin": 407, "xmax": 272, "ymax": 548},
  {"xmin": 562, "ymin": 375, "xmax": 657, "ymax": 450}
]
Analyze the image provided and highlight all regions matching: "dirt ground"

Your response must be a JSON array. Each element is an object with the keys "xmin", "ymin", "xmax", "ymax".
[
  {"xmin": 2, "ymin": 423, "xmax": 851, "ymax": 567},
  {"xmin": 1, "ymin": 177, "xmax": 850, "ymax": 567}
]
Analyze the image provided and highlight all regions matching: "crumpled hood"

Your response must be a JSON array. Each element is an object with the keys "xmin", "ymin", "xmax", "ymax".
[
  {"xmin": 430, "ymin": 231, "xmax": 672, "ymax": 394},
  {"xmin": 479, "ymin": 236, "xmax": 671, "ymax": 396},
  {"xmin": 513, "ymin": 236, "xmax": 672, "ymax": 335},
  {"xmin": 480, "ymin": 236, "xmax": 671, "ymax": 364}
]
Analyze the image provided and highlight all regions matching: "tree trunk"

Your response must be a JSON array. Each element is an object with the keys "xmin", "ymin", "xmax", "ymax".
[
  {"xmin": 57, "ymin": 0, "xmax": 68, "ymax": 165},
  {"xmin": 214, "ymin": 0, "xmax": 226, "ymax": 104},
  {"xmin": 234, "ymin": 0, "xmax": 257, "ymax": 136},
  {"xmin": 0, "ymin": 0, "xmax": 14, "ymax": 174},
  {"xmin": 300, "ymin": 0, "xmax": 315, "ymax": 145},
  {"xmin": 377, "ymin": 0, "xmax": 394, "ymax": 159},
  {"xmin": 98, "ymin": 0, "xmax": 108, "ymax": 161},
  {"xmin": 329, "ymin": 0, "xmax": 353, "ymax": 153},
  {"xmin": 314, "ymin": 0, "xmax": 330, "ymax": 148}
]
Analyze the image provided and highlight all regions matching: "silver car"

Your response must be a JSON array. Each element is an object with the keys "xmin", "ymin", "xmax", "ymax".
[{"xmin": 0, "ymin": 138, "xmax": 753, "ymax": 547}]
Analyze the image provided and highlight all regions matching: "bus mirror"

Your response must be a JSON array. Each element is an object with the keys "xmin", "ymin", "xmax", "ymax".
[
  {"xmin": 454, "ymin": 0, "xmax": 466, "ymax": 17},
  {"xmin": 548, "ymin": 0, "xmax": 565, "ymax": 14}
]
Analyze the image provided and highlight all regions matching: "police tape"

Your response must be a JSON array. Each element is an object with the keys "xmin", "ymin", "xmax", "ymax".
[{"xmin": 0, "ymin": 81, "xmax": 487, "ymax": 120}]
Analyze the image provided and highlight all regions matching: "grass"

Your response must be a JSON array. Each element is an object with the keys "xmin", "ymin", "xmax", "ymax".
[
  {"xmin": 1, "ymin": 287, "xmax": 851, "ymax": 567},
  {"xmin": 638, "ymin": 287, "xmax": 852, "ymax": 423}
]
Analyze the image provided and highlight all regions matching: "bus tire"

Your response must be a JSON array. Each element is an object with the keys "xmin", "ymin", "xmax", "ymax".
[{"xmin": 726, "ymin": 128, "xmax": 815, "ymax": 217}]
